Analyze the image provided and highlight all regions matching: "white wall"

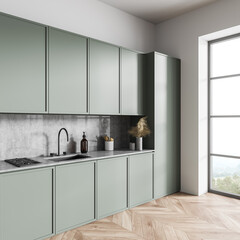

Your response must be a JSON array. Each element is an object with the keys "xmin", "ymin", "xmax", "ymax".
[
  {"xmin": 155, "ymin": 0, "xmax": 240, "ymax": 195},
  {"xmin": 0, "ymin": 0, "xmax": 155, "ymax": 52}
]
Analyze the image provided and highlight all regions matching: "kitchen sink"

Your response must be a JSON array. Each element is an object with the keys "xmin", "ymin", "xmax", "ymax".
[{"xmin": 45, "ymin": 154, "xmax": 91, "ymax": 162}]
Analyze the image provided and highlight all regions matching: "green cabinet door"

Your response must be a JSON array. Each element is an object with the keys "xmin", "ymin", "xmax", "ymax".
[
  {"xmin": 154, "ymin": 54, "xmax": 180, "ymax": 198},
  {"xmin": 129, "ymin": 153, "xmax": 153, "ymax": 208},
  {"xmin": 121, "ymin": 49, "xmax": 144, "ymax": 115},
  {"xmin": 56, "ymin": 162, "xmax": 95, "ymax": 233},
  {"xmin": 49, "ymin": 28, "xmax": 88, "ymax": 114},
  {"xmin": 0, "ymin": 168, "xmax": 54, "ymax": 240},
  {"xmin": 0, "ymin": 14, "xmax": 46, "ymax": 113},
  {"xmin": 97, "ymin": 157, "xmax": 127, "ymax": 219},
  {"xmin": 89, "ymin": 39, "xmax": 120, "ymax": 114}
]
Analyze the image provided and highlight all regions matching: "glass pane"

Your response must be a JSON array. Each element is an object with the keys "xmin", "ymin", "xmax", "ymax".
[
  {"xmin": 211, "ymin": 156, "xmax": 240, "ymax": 195},
  {"xmin": 211, "ymin": 76, "xmax": 240, "ymax": 115},
  {"xmin": 211, "ymin": 118, "xmax": 240, "ymax": 156},
  {"xmin": 210, "ymin": 37, "xmax": 240, "ymax": 78}
]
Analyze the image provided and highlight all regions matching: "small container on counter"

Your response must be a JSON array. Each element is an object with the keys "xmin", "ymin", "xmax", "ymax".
[
  {"xmin": 104, "ymin": 135, "xmax": 114, "ymax": 151},
  {"xmin": 105, "ymin": 141, "xmax": 114, "ymax": 151},
  {"xmin": 81, "ymin": 132, "xmax": 88, "ymax": 153},
  {"xmin": 129, "ymin": 142, "xmax": 135, "ymax": 151}
]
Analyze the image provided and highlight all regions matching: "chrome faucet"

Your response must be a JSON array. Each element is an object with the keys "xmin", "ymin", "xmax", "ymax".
[{"xmin": 58, "ymin": 128, "xmax": 69, "ymax": 156}]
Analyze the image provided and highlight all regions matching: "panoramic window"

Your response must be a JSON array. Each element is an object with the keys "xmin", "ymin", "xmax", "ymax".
[{"xmin": 209, "ymin": 35, "xmax": 240, "ymax": 197}]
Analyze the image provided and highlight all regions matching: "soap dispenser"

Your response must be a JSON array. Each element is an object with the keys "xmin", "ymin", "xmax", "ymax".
[{"xmin": 81, "ymin": 132, "xmax": 88, "ymax": 153}]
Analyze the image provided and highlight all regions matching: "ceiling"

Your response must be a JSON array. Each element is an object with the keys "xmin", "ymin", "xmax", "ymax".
[{"xmin": 98, "ymin": 0, "xmax": 219, "ymax": 24}]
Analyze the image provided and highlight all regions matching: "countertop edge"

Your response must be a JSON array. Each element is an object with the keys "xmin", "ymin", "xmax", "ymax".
[{"xmin": 0, "ymin": 149, "xmax": 155, "ymax": 174}]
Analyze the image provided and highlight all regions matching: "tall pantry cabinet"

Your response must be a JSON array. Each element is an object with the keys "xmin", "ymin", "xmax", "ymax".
[{"xmin": 144, "ymin": 52, "xmax": 181, "ymax": 198}]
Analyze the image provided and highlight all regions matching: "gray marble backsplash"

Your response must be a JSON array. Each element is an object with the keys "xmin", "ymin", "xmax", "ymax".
[{"xmin": 0, "ymin": 114, "xmax": 131, "ymax": 160}]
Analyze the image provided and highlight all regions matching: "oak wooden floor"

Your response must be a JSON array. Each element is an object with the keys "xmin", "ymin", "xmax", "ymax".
[{"xmin": 46, "ymin": 192, "xmax": 240, "ymax": 240}]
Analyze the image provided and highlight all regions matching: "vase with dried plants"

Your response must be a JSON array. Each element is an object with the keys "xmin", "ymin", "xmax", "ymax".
[{"xmin": 128, "ymin": 117, "xmax": 151, "ymax": 150}]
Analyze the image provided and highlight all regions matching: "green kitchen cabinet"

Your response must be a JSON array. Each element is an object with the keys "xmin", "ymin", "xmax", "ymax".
[
  {"xmin": 121, "ymin": 49, "xmax": 144, "ymax": 115},
  {"xmin": 0, "ymin": 168, "xmax": 54, "ymax": 240},
  {"xmin": 0, "ymin": 14, "xmax": 46, "ymax": 113},
  {"xmin": 89, "ymin": 39, "xmax": 120, "ymax": 114},
  {"xmin": 96, "ymin": 157, "xmax": 127, "ymax": 219},
  {"xmin": 56, "ymin": 161, "xmax": 95, "ymax": 233},
  {"xmin": 129, "ymin": 153, "xmax": 153, "ymax": 208},
  {"xmin": 49, "ymin": 28, "xmax": 88, "ymax": 114},
  {"xmin": 144, "ymin": 52, "xmax": 180, "ymax": 198}
]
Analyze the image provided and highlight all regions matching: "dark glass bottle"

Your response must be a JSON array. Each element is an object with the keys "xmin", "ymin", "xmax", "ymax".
[{"xmin": 81, "ymin": 131, "xmax": 88, "ymax": 153}]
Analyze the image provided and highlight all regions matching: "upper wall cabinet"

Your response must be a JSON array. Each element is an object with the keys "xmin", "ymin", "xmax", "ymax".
[
  {"xmin": 0, "ymin": 14, "xmax": 46, "ymax": 113},
  {"xmin": 89, "ymin": 39, "xmax": 120, "ymax": 115},
  {"xmin": 121, "ymin": 49, "xmax": 144, "ymax": 115},
  {"xmin": 49, "ymin": 28, "xmax": 88, "ymax": 114}
]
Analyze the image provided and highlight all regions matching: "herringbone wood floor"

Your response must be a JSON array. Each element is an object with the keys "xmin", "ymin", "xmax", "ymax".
[{"xmin": 46, "ymin": 192, "xmax": 240, "ymax": 240}]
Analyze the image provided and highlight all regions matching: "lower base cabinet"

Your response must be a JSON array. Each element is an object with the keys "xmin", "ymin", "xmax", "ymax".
[
  {"xmin": 97, "ymin": 157, "xmax": 127, "ymax": 219},
  {"xmin": 129, "ymin": 153, "xmax": 153, "ymax": 207},
  {"xmin": 0, "ymin": 152, "xmax": 154, "ymax": 240},
  {"xmin": 0, "ymin": 168, "xmax": 54, "ymax": 240},
  {"xmin": 56, "ymin": 162, "xmax": 95, "ymax": 233}
]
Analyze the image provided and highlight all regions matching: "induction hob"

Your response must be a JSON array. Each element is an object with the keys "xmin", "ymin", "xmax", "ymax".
[{"xmin": 5, "ymin": 158, "xmax": 40, "ymax": 167}]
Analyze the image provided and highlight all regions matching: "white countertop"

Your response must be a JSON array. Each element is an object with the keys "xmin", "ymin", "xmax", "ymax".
[{"xmin": 0, "ymin": 149, "xmax": 154, "ymax": 174}]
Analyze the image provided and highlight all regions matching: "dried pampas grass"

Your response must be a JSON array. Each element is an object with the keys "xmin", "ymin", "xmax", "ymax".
[{"xmin": 128, "ymin": 116, "xmax": 151, "ymax": 138}]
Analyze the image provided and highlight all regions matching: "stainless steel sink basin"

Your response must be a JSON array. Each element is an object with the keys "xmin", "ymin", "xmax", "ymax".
[{"xmin": 44, "ymin": 154, "xmax": 91, "ymax": 162}]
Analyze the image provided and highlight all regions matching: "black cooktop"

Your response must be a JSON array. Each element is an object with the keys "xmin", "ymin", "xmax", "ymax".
[{"xmin": 5, "ymin": 158, "xmax": 40, "ymax": 167}]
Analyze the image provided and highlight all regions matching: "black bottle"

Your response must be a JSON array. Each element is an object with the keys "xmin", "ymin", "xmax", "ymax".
[{"xmin": 81, "ymin": 132, "xmax": 88, "ymax": 153}]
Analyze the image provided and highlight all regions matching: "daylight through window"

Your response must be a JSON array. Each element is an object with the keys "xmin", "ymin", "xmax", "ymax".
[{"xmin": 209, "ymin": 35, "xmax": 240, "ymax": 197}]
